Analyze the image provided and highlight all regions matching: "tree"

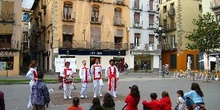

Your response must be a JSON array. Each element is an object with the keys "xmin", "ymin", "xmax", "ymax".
[{"xmin": 186, "ymin": 12, "xmax": 220, "ymax": 52}]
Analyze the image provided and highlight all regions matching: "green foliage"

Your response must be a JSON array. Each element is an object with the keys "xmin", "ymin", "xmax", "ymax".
[{"xmin": 186, "ymin": 12, "xmax": 220, "ymax": 52}]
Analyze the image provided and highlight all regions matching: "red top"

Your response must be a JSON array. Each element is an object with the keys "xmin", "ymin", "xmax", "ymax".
[
  {"xmin": 142, "ymin": 100, "xmax": 160, "ymax": 110},
  {"xmin": 125, "ymin": 93, "xmax": 139, "ymax": 110},
  {"xmin": 64, "ymin": 68, "xmax": 73, "ymax": 84},
  {"xmin": 160, "ymin": 97, "xmax": 172, "ymax": 110},
  {"xmin": 67, "ymin": 105, "xmax": 83, "ymax": 110}
]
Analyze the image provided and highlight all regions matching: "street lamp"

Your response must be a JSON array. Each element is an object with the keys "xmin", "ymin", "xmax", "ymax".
[{"xmin": 154, "ymin": 25, "xmax": 166, "ymax": 78}]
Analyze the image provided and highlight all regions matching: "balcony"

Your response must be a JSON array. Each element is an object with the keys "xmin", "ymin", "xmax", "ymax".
[
  {"xmin": 23, "ymin": 23, "xmax": 29, "ymax": 33},
  {"xmin": 87, "ymin": 0, "xmax": 103, "ymax": 3},
  {"xmin": 162, "ymin": 43, "xmax": 177, "ymax": 50},
  {"xmin": 133, "ymin": 3, "xmax": 143, "ymax": 11},
  {"xmin": 148, "ymin": 23, "xmax": 156, "ymax": 29},
  {"xmin": 115, "ymin": 0, "xmax": 125, "ymax": 5},
  {"xmin": 114, "ymin": 16, "xmax": 125, "ymax": 27},
  {"xmin": 210, "ymin": 0, "xmax": 220, "ymax": 10},
  {"xmin": 164, "ymin": 22, "xmax": 176, "ymax": 32},
  {"xmin": 0, "ymin": 11, "xmax": 15, "ymax": 23},
  {"xmin": 90, "ymin": 16, "xmax": 103, "ymax": 25},
  {"xmin": 58, "ymin": 40, "xmax": 128, "ymax": 50},
  {"xmin": 168, "ymin": 7, "xmax": 175, "ymax": 17},
  {"xmin": 148, "ymin": 5, "xmax": 158, "ymax": 13},
  {"xmin": 133, "ymin": 21, "xmax": 143, "ymax": 28},
  {"xmin": 0, "ymin": 40, "xmax": 19, "ymax": 50},
  {"xmin": 62, "ymin": 12, "xmax": 76, "ymax": 22}
]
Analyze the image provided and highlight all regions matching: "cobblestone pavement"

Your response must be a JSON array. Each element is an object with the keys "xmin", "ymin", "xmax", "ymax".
[{"xmin": 1, "ymin": 73, "xmax": 220, "ymax": 110}]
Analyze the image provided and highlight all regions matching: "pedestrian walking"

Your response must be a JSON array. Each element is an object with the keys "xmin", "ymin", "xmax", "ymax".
[
  {"xmin": 105, "ymin": 59, "xmax": 119, "ymax": 98},
  {"xmin": 60, "ymin": 61, "xmax": 74, "ymax": 100},
  {"xmin": 26, "ymin": 60, "xmax": 38, "ymax": 109},
  {"xmin": 31, "ymin": 71, "xmax": 50, "ymax": 110},
  {"xmin": 79, "ymin": 60, "xmax": 91, "ymax": 99},
  {"xmin": 124, "ymin": 85, "xmax": 140, "ymax": 110},
  {"xmin": 124, "ymin": 62, "xmax": 128, "ymax": 75},
  {"xmin": 142, "ymin": 93, "xmax": 160, "ymax": 110},
  {"xmin": 184, "ymin": 83, "xmax": 206, "ymax": 110},
  {"xmin": 91, "ymin": 59, "xmax": 104, "ymax": 98}
]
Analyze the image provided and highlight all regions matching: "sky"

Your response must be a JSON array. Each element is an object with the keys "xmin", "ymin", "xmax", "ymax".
[{"xmin": 22, "ymin": 0, "xmax": 34, "ymax": 8}]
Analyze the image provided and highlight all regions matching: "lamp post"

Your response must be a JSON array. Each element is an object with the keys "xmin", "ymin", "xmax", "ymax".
[{"xmin": 154, "ymin": 25, "xmax": 166, "ymax": 78}]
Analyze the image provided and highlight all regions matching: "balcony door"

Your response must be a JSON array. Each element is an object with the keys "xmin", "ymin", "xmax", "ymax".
[
  {"xmin": 0, "ymin": 35, "xmax": 12, "ymax": 48},
  {"xmin": 91, "ymin": 6, "xmax": 99, "ymax": 22},
  {"xmin": 90, "ymin": 27, "xmax": 101, "ymax": 48},
  {"xmin": 115, "ymin": 9, "xmax": 122, "ymax": 24},
  {"xmin": 63, "ymin": 1, "xmax": 73, "ymax": 20}
]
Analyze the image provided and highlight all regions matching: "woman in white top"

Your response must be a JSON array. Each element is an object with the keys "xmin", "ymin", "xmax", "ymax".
[{"xmin": 26, "ymin": 60, "xmax": 38, "ymax": 109}]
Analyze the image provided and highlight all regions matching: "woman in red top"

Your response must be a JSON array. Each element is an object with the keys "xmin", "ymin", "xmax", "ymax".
[
  {"xmin": 159, "ymin": 91, "xmax": 172, "ymax": 110},
  {"xmin": 142, "ymin": 93, "xmax": 160, "ymax": 110},
  {"xmin": 124, "ymin": 85, "xmax": 140, "ymax": 110}
]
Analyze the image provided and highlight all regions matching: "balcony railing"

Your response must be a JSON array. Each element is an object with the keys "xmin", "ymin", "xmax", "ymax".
[
  {"xmin": 0, "ymin": 40, "xmax": 19, "ymax": 50},
  {"xmin": 133, "ymin": 3, "xmax": 143, "ymax": 11},
  {"xmin": 114, "ymin": 16, "xmax": 125, "ymax": 26},
  {"xmin": 164, "ymin": 22, "xmax": 176, "ymax": 32},
  {"xmin": 62, "ymin": 11, "xmax": 76, "ymax": 22},
  {"xmin": 210, "ymin": 0, "xmax": 220, "ymax": 10},
  {"xmin": 58, "ymin": 40, "xmax": 128, "ymax": 50},
  {"xmin": 162, "ymin": 43, "xmax": 177, "ymax": 50},
  {"xmin": 90, "ymin": 16, "xmax": 103, "ymax": 24},
  {"xmin": 133, "ymin": 21, "xmax": 143, "ymax": 28},
  {"xmin": 0, "ymin": 11, "xmax": 15, "ymax": 23}
]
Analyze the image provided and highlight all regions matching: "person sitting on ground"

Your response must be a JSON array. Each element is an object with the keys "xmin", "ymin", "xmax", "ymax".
[
  {"xmin": 142, "ymin": 93, "xmax": 160, "ymax": 110},
  {"xmin": 102, "ymin": 93, "xmax": 115, "ymax": 110},
  {"xmin": 184, "ymin": 83, "xmax": 205, "ymax": 110},
  {"xmin": 175, "ymin": 90, "xmax": 186, "ymax": 110},
  {"xmin": 159, "ymin": 91, "xmax": 172, "ymax": 110},
  {"xmin": 67, "ymin": 97, "xmax": 83, "ymax": 110},
  {"xmin": 124, "ymin": 85, "xmax": 140, "ymax": 110},
  {"xmin": 89, "ymin": 97, "xmax": 104, "ymax": 110}
]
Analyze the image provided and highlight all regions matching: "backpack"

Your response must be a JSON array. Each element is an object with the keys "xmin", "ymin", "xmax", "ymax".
[
  {"xmin": 31, "ymin": 82, "xmax": 45, "ymax": 105},
  {"xmin": 124, "ymin": 64, "xmax": 128, "ymax": 68}
]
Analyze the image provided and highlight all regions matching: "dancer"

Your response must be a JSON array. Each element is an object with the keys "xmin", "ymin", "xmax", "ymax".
[
  {"xmin": 79, "ymin": 60, "xmax": 91, "ymax": 99},
  {"xmin": 91, "ymin": 59, "xmax": 104, "ymax": 98},
  {"xmin": 105, "ymin": 59, "xmax": 119, "ymax": 98},
  {"xmin": 60, "ymin": 61, "xmax": 74, "ymax": 100},
  {"xmin": 26, "ymin": 60, "xmax": 38, "ymax": 109}
]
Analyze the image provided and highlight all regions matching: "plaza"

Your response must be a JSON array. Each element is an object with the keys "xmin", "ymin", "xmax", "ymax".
[{"xmin": 1, "ymin": 73, "xmax": 220, "ymax": 110}]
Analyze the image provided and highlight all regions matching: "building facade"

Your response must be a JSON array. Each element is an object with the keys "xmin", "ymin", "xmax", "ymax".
[
  {"xmin": 159, "ymin": 0, "xmax": 201, "ymax": 71},
  {"xmin": 30, "ymin": 0, "xmax": 130, "ymax": 72},
  {"xmin": 203, "ymin": 0, "xmax": 220, "ymax": 25},
  {"xmin": 129, "ymin": 0, "xmax": 160, "ymax": 71},
  {"xmin": 0, "ymin": 0, "xmax": 22, "ymax": 76}
]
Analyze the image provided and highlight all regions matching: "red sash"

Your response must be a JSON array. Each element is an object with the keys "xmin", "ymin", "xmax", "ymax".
[
  {"xmin": 82, "ymin": 67, "xmax": 89, "ymax": 83},
  {"xmin": 33, "ymin": 70, "xmax": 37, "ymax": 82},
  {"xmin": 93, "ymin": 64, "xmax": 102, "ymax": 80},
  {"xmin": 108, "ymin": 66, "xmax": 117, "ymax": 91},
  {"xmin": 64, "ymin": 68, "xmax": 73, "ymax": 84}
]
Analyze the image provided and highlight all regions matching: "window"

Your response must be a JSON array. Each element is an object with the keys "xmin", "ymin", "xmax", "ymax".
[
  {"xmin": 149, "ymin": 14, "xmax": 154, "ymax": 27},
  {"xmin": 63, "ymin": 2, "xmax": 72, "ymax": 20},
  {"xmin": 91, "ymin": 6, "xmax": 99, "ymax": 22},
  {"xmin": 216, "ymin": 14, "xmax": 220, "ymax": 25},
  {"xmin": 91, "ymin": 27, "xmax": 101, "ymax": 48},
  {"xmin": 134, "ymin": 33, "xmax": 140, "ymax": 46},
  {"xmin": 163, "ymin": 19, "xmax": 167, "ymax": 29},
  {"xmin": 163, "ymin": 5, "xmax": 167, "ymax": 13},
  {"xmin": 149, "ymin": 0, "xmax": 153, "ymax": 10},
  {"xmin": 149, "ymin": 34, "xmax": 154, "ymax": 43},
  {"xmin": 62, "ymin": 34, "xmax": 73, "ymax": 48},
  {"xmin": 0, "ymin": 57, "xmax": 14, "ymax": 70},
  {"xmin": 134, "ymin": 0, "xmax": 139, "ymax": 8},
  {"xmin": 171, "ymin": 35, "xmax": 175, "ymax": 48},
  {"xmin": 0, "ymin": 35, "xmax": 12, "ymax": 48},
  {"xmin": 114, "ymin": 9, "xmax": 122, "ymax": 25},
  {"xmin": 199, "ymin": 4, "xmax": 202, "ymax": 12},
  {"xmin": 134, "ymin": 12, "xmax": 140, "ymax": 23}
]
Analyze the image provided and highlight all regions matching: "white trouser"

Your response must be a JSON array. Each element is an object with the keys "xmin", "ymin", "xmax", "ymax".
[
  {"xmin": 27, "ymin": 80, "xmax": 34, "ymax": 106},
  {"xmin": 93, "ymin": 79, "xmax": 103, "ymax": 96},
  {"xmin": 80, "ymin": 82, "xmax": 89, "ymax": 96},
  {"xmin": 63, "ymin": 83, "xmax": 74, "ymax": 98},
  {"xmin": 108, "ymin": 78, "xmax": 117, "ymax": 97}
]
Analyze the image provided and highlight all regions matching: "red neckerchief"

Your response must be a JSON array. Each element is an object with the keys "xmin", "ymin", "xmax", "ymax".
[{"xmin": 108, "ymin": 66, "xmax": 117, "ymax": 91}]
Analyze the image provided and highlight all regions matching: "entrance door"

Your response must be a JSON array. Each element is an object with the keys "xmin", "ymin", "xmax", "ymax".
[{"xmin": 90, "ymin": 57, "xmax": 101, "ymax": 67}]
